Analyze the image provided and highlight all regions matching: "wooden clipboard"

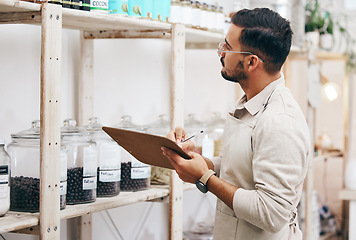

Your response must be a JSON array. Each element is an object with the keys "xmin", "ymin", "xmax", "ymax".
[{"xmin": 102, "ymin": 126, "xmax": 191, "ymax": 170}]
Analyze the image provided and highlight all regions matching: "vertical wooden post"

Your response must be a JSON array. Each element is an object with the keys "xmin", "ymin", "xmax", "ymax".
[
  {"xmin": 40, "ymin": 3, "xmax": 62, "ymax": 240},
  {"xmin": 343, "ymin": 74, "xmax": 350, "ymax": 238},
  {"xmin": 169, "ymin": 23, "xmax": 185, "ymax": 240},
  {"xmin": 76, "ymin": 30, "xmax": 94, "ymax": 240},
  {"xmin": 78, "ymin": 31, "xmax": 94, "ymax": 126}
]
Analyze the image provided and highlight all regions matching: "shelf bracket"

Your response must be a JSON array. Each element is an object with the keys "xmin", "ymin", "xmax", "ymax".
[
  {"xmin": 11, "ymin": 225, "xmax": 40, "ymax": 235},
  {"xmin": 0, "ymin": 11, "xmax": 41, "ymax": 25}
]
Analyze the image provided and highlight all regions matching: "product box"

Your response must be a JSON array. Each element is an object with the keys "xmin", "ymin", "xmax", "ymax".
[
  {"xmin": 141, "ymin": 0, "xmax": 153, "ymax": 18},
  {"xmin": 128, "ymin": 0, "xmax": 142, "ymax": 17},
  {"xmin": 153, "ymin": 0, "xmax": 171, "ymax": 21},
  {"xmin": 108, "ymin": 0, "xmax": 128, "ymax": 14},
  {"xmin": 90, "ymin": 0, "xmax": 109, "ymax": 13}
]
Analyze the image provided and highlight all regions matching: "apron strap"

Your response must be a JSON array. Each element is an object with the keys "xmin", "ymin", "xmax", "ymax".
[{"xmin": 289, "ymin": 208, "xmax": 298, "ymax": 233}]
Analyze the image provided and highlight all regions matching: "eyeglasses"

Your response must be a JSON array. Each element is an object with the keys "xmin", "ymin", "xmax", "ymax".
[{"xmin": 217, "ymin": 41, "xmax": 264, "ymax": 62}]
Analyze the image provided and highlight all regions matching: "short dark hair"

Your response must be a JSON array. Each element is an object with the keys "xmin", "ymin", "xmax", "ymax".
[{"xmin": 231, "ymin": 8, "xmax": 292, "ymax": 74}]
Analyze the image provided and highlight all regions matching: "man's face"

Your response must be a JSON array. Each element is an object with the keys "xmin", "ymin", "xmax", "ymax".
[{"xmin": 219, "ymin": 25, "xmax": 248, "ymax": 84}]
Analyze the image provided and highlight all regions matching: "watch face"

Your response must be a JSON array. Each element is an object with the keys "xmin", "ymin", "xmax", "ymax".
[{"xmin": 195, "ymin": 180, "xmax": 208, "ymax": 193}]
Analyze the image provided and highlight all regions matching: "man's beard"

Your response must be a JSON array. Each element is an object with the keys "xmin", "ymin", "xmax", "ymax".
[{"xmin": 220, "ymin": 59, "xmax": 247, "ymax": 83}]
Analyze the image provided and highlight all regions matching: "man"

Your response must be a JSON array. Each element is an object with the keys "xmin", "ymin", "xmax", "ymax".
[{"xmin": 161, "ymin": 8, "xmax": 310, "ymax": 240}]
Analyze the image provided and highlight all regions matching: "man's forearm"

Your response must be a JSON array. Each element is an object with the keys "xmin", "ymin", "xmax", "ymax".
[{"xmin": 206, "ymin": 175, "xmax": 238, "ymax": 210}]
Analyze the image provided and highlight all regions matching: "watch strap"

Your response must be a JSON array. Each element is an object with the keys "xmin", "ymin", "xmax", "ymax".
[{"xmin": 199, "ymin": 169, "xmax": 216, "ymax": 185}]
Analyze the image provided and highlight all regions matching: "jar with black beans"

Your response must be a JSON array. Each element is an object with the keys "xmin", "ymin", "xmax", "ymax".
[
  {"xmin": 85, "ymin": 117, "xmax": 121, "ymax": 197},
  {"xmin": 7, "ymin": 120, "xmax": 67, "ymax": 212},
  {"xmin": 61, "ymin": 119, "xmax": 97, "ymax": 204},
  {"xmin": 114, "ymin": 115, "xmax": 151, "ymax": 191}
]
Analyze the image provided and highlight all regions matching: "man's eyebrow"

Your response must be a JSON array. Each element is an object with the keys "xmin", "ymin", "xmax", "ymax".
[{"xmin": 225, "ymin": 39, "xmax": 232, "ymax": 49}]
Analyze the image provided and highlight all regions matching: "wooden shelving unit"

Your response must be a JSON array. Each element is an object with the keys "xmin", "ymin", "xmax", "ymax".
[
  {"xmin": 0, "ymin": 1, "xmax": 222, "ymax": 239},
  {"xmin": 0, "ymin": 183, "xmax": 196, "ymax": 234}
]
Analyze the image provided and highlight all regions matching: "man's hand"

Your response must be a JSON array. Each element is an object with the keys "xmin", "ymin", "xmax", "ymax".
[
  {"xmin": 161, "ymin": 147, "xmax": 209, "ymax": 184},
  {"xmin": 167, "ymin": 126, "xmax": 195, "ymax": 153}
]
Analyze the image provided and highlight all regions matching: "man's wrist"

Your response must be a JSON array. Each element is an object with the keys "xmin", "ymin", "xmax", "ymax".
[{"xmin": 199, "ymin": 169, "xmax": 216, "ymax": 185}]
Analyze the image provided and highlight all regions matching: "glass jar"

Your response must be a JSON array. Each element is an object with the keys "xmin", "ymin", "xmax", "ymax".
[
  {"xmin": 216, "ymin": 6, "xmax": 225, "ymax": 33},
  {"xmin": 199, "ymin": 2, "xmax": 208, "ymax": 29},
  {"xmin": 62, "ymin": 119, "xmax": 97, "ymax": 205},
  {"xmin": 0, "ymin": 139, "xmax": 10, "ymax": 217},
  {"xmin": 184, "ymin": 113, "xmax": 205, "ymax": 155},
  {"xmin": 190, "ymin": 1, "xmax": 201, "ymax": 28},
  {"xmin": 169, "ymin": 0, "xmax": 183, "ymax": 23},
  {"xmin": 85, "ymin": 117, "xmax": 121, "ymax": 198},
  {"xmin": 180, "ymin": 0, "xmax": 192, "ymax": 25},
  {"xmin": 146, "ymin": 114, "xmax": 171, "ymax": 185},
  {"xmin": 206, "ymin": 112, "xmax": 225, "ymax": 157},
  {"xmin": 114, "ymin": 115, "xmax": 151, "ymax": 191},
  {"xmin": 206, "ymin": 4, "xmax": 216, "ymax": 31},
  {"xmin": 8, "ymin": 120, "xmax": 67, "ymax": 212}
]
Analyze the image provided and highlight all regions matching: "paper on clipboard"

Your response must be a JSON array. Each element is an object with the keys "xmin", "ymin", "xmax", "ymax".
[{"xmin": 102, "ymin": 126, "xmax": 191, "ymax": 170}]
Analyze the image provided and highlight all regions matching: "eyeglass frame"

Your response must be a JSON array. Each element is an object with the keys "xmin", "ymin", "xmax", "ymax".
[{"xmin": 217, "ymin": 41, "xmax": 264, "ymax": 63}]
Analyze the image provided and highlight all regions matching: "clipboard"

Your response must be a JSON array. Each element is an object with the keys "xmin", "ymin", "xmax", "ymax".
[{"xmin": 102, "ymin": 126, "xmax": 191, "ymax": 170}]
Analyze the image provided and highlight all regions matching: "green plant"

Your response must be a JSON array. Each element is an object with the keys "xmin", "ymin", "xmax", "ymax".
[{"xmin": 305, "ymin": 0, "xmax": 333, "ymax": 34}]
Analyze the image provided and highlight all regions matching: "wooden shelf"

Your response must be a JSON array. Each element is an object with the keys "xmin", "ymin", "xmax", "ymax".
[
  {"xmin": 0, "ymin": 0, "xmax": 223, "ymax": 45},
  {"xmin": 315, "ymin": 51, "xmax": 348, "ymax": 61},
  {"xmin": 0, "ymin": 183, "xmax": 195, "ymax": 234},
  {"xmin": 339, "ymin": 189, "xmax": 356, "ymax": 201}
]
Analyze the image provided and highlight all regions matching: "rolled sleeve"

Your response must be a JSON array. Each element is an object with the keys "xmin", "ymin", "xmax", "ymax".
[
  {"xmin": 233, "ymin": 113, "xmax": 309, "ymax": 233},
  {"xmin": 211, "ymin": 156, "xmax": 222, "ymax": 177}
]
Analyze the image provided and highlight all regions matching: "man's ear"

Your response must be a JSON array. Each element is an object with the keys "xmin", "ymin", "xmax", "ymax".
[{"xmin": 245, "ymin": 55, "xmax": 259, "ymax": 71}]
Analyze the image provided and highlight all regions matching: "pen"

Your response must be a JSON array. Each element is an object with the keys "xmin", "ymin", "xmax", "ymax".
[{"xmin": 182, "ymin": 130, "xmax": 204, "ymax": 143}]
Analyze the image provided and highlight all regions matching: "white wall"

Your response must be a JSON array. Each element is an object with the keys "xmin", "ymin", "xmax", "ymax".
[{"xmin": 0, "ymin": 19, "xmax": 230, "ymax": 239}]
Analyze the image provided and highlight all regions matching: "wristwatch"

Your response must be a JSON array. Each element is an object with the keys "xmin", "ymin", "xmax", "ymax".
[{"xmin": 195, "ymin": 169, "xmax": 216, "ymax": 193}]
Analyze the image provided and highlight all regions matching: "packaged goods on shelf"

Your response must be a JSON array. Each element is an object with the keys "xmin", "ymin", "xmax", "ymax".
[
  {"xmin": 169, "ymin": 0, "xmax": 225, "ymax": 32},
  {"xmin": 128, "ymin": 0, "xmax": 142, "ymax": 17},
  {"xmin": 85, "ymin": 117, "xmax": 121, "ymax": 197},
  {"xmin": 61, "ymin": 119, "xmax": 97, "ymax": 205},
  {"xmin": 114, "ymin": 115, "xmax": 151, "ymax": 191},
  {"xmin": 153, "ymin": 0, "xmax": 171, "ymax": 21},
  {"xmin": 146, "ymin": 114, "xmax": 171, "ymax": 185},
  {"xmin": 0, "ymin": 139, "xmax": 10, "ymax": 217},
  {"xmin": 81, "ymin": 0, "xmax": 91, "ymax": 11},
  {"xmin": 108, "ymin": 0, "xmax": 128, "ymax": 14},
  {"xmin": 190, "ymin": 1, "xmax": 201, "ymax": 28},
  {"xmin": 90, "ymin": 0, "xmax": 109, "ymax": 12},
  {"xmin": 8, "ymin": 120, "xmax": 67, "ymax": 212}
]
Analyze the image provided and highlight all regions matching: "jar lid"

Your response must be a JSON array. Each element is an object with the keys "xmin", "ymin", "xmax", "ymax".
[
  {"xmin": 11, "ymin": 120, "xmax": 41, "ymax": 139},
  {"xmin": 61, "ymin": 119, "xmax": 83, "ymax": 136},
  {"xmin": 146, "ymin": 114, "xmax": 170, "ymax": 135},
  {"xmin": 185, "ymin": 113, "xmax": 203, "ymax": 127},
  {"xmin": 85, "ymin": 117, "xmax": 103, "ymax": 133},
  {"xmin": 114, "ymin": 115, "xmax": 141, "ymax": 131}
]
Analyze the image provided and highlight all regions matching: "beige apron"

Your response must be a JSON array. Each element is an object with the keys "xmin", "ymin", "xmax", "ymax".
[{"xmin": 213, "ymin": 87, "xmax": 303, "ymax": 240}]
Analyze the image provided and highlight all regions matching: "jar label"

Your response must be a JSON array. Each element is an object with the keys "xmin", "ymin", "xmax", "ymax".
[
  {"xmin": 90, "ymin": 0, "xmax": 108, "ymax": 11},
  {"xmin": 83, "ymin": 176, "xmax": 97, "ymax": 190},
  {"xmin": 60, "ymin": 150, "xmax": 68, "ymax": 181},
  {"xmin": 60, "ymin": 181, "xmax": 67, "ymax": 195},
  {"xmin": 131, "ymin": 166, "xmax": 151, "ymax": 179},
  {"xmin": 99, "ymin": 169, "xmax": 121, "ymax": 182},
  {"xmin": 0, "ymin": 185, "xmax": 9, "ymax": 198},
  {"xmin": 0, "ymin": 165, "xmax": 8, "ymax": 175},
  {"xmin": 100, "ymin": 142, "xmax": 121, "ymax": 169},
  {"xmin": 0, "ymin": 175, "xmax": 8, "ymax": 185},
  {"xmin": 84, "ymin": 147, "xmax": 97, "ymax": 177}
]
